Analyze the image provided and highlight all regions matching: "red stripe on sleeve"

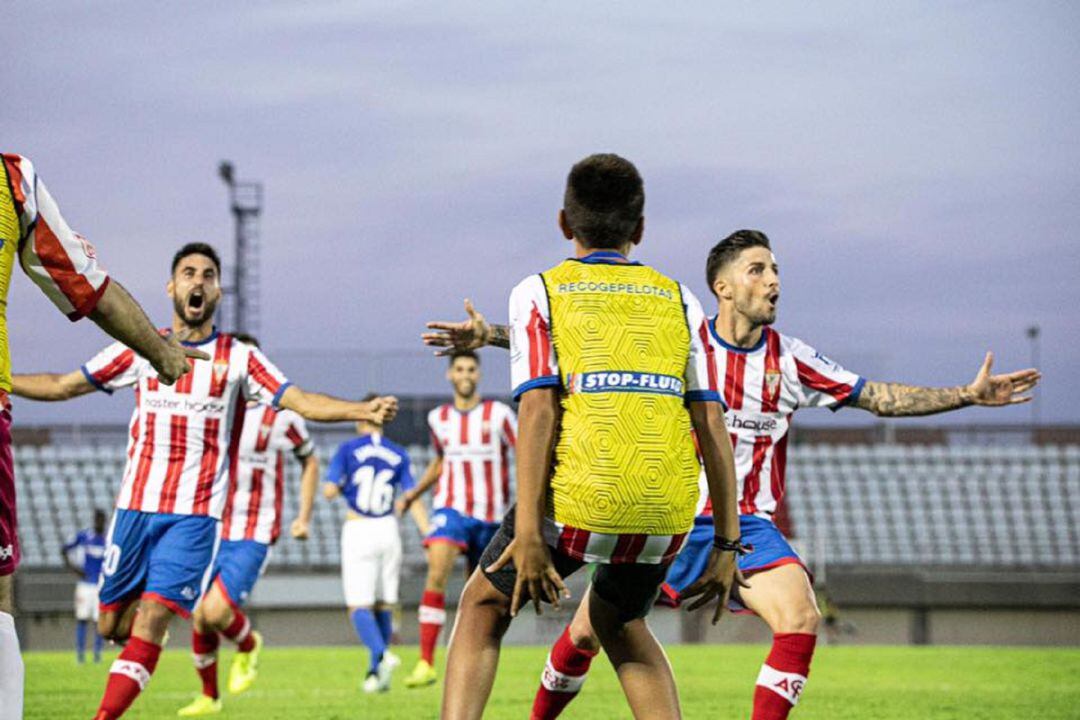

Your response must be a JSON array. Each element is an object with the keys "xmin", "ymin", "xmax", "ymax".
[
  {"xmin": 698, "ymin": 320, "xmax": 719, "ymax": 392},
  {"xmin": 33, "ymin": 215, "xmax": 100, "ymax": 316},
  {"xmin": 93, "ymin": 349, "xmax": 135, "ymax": 386},
  {"xmin": 794, "ymin": 358, "xmax": 854, "ymax": 402},
  {"xmin": 501, "ymin": 416, "xmax": 516, "ymax": 448},
  {"xmin": 3, "ymin": 156, "xmax": 26, "ymax": 213},
  {"xmin": 527, "ymin": 302, "xmax": 552, "ymax": 378},
  {"xmin": 285, "ymin": 425, "xmax": 305, "ymax": 448},
  {"xmin": 248, "ymin": 353, "xmax": 282, "ymax": 397}
]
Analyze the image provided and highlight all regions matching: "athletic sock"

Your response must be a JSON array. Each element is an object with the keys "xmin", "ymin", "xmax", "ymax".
[
  {"xmin": 94, "ymin": 635, "xmax": 161, "ymax": 720},
  {"xmin": 351, "ymin": 609, "xmax": 386, "ymax": 673},
  {"xmin": 192, "ymin": 630, "xmax": 220, "ymax": 699},
  {"xmin": 417, "ymin": 590, "xmax": 445, "ymax": 665},
  {"xmin": 94, "ymin": 631, "xmax": 105, "ymax": 662},
  {"xmin": 375, "ymin": 609, "xmax": 394, "ymax": 646},
  {"xmin": 222, "ymin": 610, "xmax": 256, "ymax": 653},
  {"xmin": 76, "ymin": 619, "xmax": 88, "ymax": 662},
  {"xmin": 0, "ymin": 612, "xmax": 25, "ymax": 720},
  {"xmin": 752, "ymin": 632, "xmax": 816, "ymax": 720},
  {"xmin": 530, "ymin": 625, "xmax": 599, "ymax": 720}
]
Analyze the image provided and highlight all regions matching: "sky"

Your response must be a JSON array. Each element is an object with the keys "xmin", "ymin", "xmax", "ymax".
[{"xmin": 4, "ymin": 1, "xmax": 1078, "ymax": 426}]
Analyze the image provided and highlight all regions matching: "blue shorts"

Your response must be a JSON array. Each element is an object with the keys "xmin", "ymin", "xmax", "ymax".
[
  {"xmin": 659, "ymin": 514, "xmax": 809, "ymax": 612},
  {"xmin": 98, "ymin": 509, "xmax": 219, "ymax": 618},
  {"xmin": 211, "ymin": 540, "xmax": 270, "ymax": 609},
  {"xmin": 424, "ymin": 507, "xmax": 499, "ymax": 569}
]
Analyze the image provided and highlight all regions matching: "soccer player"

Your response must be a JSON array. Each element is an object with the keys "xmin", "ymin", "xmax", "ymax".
[
  {"xmin": 324, "ymin": 394, "xmax": 430, "ymax": 694},
  {"xmin": 425, "ymin": 228, "xmax": 1041, "ymax": 720},
  {"xmin": 62, "ymin": 509, "xmax": 108, "ymax": 664},
  {"xmin": 0, "ymin": 153, "xmax": 199, "ymax": 720},
  {"xmin": 395, "ymin": 350, "xmax": 516, "ymax": 688},
  {"xmin": 177, "ymin": 335, "xmax": 321, "ymax": 717},
  {"xmin": 11, "ymin": 242, "xmax": 398, "ymax": 720},
  {"xmin": 438, "ymin": 154, "xmax": 742, "ymax": 720}
]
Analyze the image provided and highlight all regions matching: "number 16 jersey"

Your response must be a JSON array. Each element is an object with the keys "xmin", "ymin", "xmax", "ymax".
[{"xmin": 325, "ymin": 433, "xmax": 415, "ymax": 518}]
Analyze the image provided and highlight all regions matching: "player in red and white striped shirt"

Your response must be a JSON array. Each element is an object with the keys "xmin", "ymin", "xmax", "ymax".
[
  {"xmin": 423, "ymin": 229, "xmax": 1040, "ymax": 720},
  {"xmin": 396, "ymin": 349, "xmax": 516, "ymax": 688},
  {"xmin": 13, "ymin": 243, "xmax": 398, "ymax": 720},
  {"xmin": 179, "ymin": 334, "xmax": 320, "ymax": 716}
]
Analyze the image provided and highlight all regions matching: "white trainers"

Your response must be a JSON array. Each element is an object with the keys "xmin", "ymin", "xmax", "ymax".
[
  {"xmin": 376, "ymin": 654, "xmax": 395, "ymax": 691},
  {"xmin": 362, "ymin": 672, "xmax": 382, "ymax": 694},
  {"xmin": 382, "ymin": 650, "xmax": 402, "ymax": 670}
]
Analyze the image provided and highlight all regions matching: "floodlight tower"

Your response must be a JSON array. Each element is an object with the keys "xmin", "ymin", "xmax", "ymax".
[{"xmin": 218, "ymin": 161, "xmax": 263, "ymax": 336}]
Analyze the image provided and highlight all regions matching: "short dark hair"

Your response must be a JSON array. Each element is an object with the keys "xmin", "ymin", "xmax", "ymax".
[
  {"xmin": 563, "ymin": 154, "xmax": 645, "ymax": 249},
  {"xmin": 232, "ymin": 333, "xmax": 260, "ymax": 348},
  {"xmin": 171, "ymin": 243, "xmax": 222, "ymax": 276},
  {"xmin": 449, "ymin": 349, "xmax": 479, "ymax": 367},
  {"xmin": 705, "ymin": 230, "xmax": 772, "ymax": 295}
]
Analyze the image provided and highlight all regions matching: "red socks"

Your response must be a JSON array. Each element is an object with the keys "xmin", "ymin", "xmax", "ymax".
[
  {"xmin": 418, "ymin": 590, "xmax": 446, "ymax": 665},
  {"xmin": 530, "ymin": 626, "xmax": 599, "ymax": 720},
  {"xmin": 222, "ymin": 611, "xmax": 256, "ymax": 653},
  {"xmin": 192, "ymin": 630, "xmax": 220, "ymax": 699},
  {"xmin": 752, "ymin": 632, "xmax": 817, "ymax": 720},
  {"xmin": 94, "ymin": 636, "xmax": 161, "ymax": 720}
]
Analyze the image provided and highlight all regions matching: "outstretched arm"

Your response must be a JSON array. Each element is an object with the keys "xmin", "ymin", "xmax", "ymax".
[
  {"xmin": 422, "ymin": 299, "xmax": 509, "ymax": 354},
  {"xmin": 278, "ymin": 386, "xmax": 398, "ymax": 424},
  {"xmin": 290, "ymin": 453, "xmax": 320, "ymax": 540},
  {"xmin": 13, "ymin": 370, "xmax": 96, "ymax": 401},
  {"xmin": 855, "ymin": 352, "xmax": 1040, "ymax": 417}
]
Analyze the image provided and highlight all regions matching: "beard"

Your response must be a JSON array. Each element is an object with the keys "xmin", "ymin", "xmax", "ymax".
[
  {"xmin": 173, "ymin": 293, "xmax": 218, "ymax": 328},
  {"xmin": 454, "ymin": 380, "xmax": 477, "ymax": 399}
]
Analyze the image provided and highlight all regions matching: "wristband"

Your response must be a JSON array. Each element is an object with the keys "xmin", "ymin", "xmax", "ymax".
[{"xmin": 713, "ymin": 536, "xmax": 750, "ymax": 555}]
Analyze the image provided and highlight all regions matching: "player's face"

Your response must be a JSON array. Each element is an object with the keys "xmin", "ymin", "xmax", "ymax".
[
  {"xmin": 721, "ymin": 246, "xmax": 780, "ymax": 326},
  {"xmin": 448, "ymin": 357, "xmax": 480, "ymax": 399},
  {"xmin": 167, "ymin": 254, "xmax": 222, "ymax": 328}
]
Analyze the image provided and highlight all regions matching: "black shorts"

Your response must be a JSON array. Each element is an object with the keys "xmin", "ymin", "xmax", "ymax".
[{"xmin": 480, "ymin": 505, "xmax": 669, "ymax": 623}]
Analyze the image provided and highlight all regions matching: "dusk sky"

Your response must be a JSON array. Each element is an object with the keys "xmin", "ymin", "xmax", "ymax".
[{"xmin": 5, "ymin": 2, "xmax": 1078, "ymax": 426}]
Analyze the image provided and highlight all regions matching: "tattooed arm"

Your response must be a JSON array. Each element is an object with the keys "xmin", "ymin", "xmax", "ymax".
[
  {"xmin": 423, "ymin": 299, "xmax": 509, "ymax": 354},
  {"xmin": 854, "ymin": 352, "xmax": 1040, "ymax": 417}
]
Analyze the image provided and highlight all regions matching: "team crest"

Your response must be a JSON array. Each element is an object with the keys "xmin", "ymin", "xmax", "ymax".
[
  {"xmin": 212, "ymin": 358, "xmax": 229, "ymax": 381},
  {"xmin": 481, "ymin": 421, "xmax": 491, "ymax": 436},
  {"xmin": 764, "ymin": 370, "xmax": 781, "ymax": 401},
  {"xmin": 259, "ymin": 423, "xmax": 272, "ymax": 441}
]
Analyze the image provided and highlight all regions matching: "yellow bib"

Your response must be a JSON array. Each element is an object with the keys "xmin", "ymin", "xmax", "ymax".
[
  {"xmin": 0, "ymin": 161, "xmax": 19, "ymax": 392},
  {"xmin": 542, "ymin": 258, "xmax": 699, "ymax": 535}
]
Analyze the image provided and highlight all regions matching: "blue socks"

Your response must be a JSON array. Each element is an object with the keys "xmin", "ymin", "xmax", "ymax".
[
  {"xmin": 375, "ymin": 609, "xmax": 393, "ymax": 645},
  {"xmin": 75, "ymin": 620, "xmax": 87, "ymax": 663},
  {"xmin": 93, "ymin": 628, "xmax": 104, "ymax": 662},
  {"xmin": 351, "ymin": 608, "xmax": 386, "ymax": 673}
]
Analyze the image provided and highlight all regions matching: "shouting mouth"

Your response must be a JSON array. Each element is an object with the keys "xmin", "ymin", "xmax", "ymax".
[{"xmin": 187, "ymin": 289, "xmax": 206, "ymax": 314}]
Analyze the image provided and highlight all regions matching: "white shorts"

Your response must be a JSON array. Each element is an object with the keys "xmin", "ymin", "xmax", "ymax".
[
  {"xmin": 341, "ymin": 515, "xmax": 402, "ymax": 608},
  {"xmin": 74, "ymin": 581, "xmax": 99, "ymax": 621}
]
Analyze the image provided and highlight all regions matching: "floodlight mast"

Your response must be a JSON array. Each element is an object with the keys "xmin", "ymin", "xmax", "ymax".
[{"xmin": 218, "ymin": 161, "xmax": 263, "ymax": 337}]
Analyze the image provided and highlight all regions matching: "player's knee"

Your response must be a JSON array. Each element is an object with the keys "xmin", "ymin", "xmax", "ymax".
[
  {"xmin": 97, "ymin": 613, "xmax": 120, "ymax": 641},
  {"xmin": 201, "ymin": 599, "xmax": 233, "ymax": 629},
  {"xmin": 568, "ymin": 610, "xmax": 601, "ymax": 652},
  {"xmin": 774, "ymin": 602, "xmax": 821, "ymax": 634}
]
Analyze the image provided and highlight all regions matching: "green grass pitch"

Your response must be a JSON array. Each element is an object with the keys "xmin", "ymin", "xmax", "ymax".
[{"xmin": 26, "ymin": 644, "xmax": 1080, "ymax": 719}]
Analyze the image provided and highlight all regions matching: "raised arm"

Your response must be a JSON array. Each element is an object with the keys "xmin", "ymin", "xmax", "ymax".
[
  {"xmin": 855, "ymin": 352, "xmax": 1040, "ymax": 417},
  {"xmin": 290, "ymin": 453, "xmax": 320, "ymax": 540},
  {"xmin": 277, "ymin": 386, "xmax": 398, "ymax": 424},
  {"xmin": 422, "ymin": 299, "xmax": 509, "ymax": 355},
  {"xmin": 88, "ymin": 281, "xmax": 204, "ymax": 384}
]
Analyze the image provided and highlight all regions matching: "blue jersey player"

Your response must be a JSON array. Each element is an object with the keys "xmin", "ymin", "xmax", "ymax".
[
  {"xmin": 62, "ymin": 509, "xmax": 107, "ymax": 664},
  {"xmin": 324, "ymin": 397, "xmax": 430, "ymax": 693}
]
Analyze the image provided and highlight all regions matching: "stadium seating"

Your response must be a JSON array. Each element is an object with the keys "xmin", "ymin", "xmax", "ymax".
[{"xmin": 13, "ymin": 439, "xmax": 1080, "ymax": 571}]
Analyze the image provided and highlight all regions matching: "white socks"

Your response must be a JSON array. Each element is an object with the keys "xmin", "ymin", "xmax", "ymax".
[{"xmin": 0, "ymin": 611, "xmax": 24, "ymax": 720}]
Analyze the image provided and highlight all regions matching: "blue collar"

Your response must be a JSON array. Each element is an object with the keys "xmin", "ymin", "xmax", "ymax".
[
  {"xmin": 179, "ymin": 327, "xmax": 218, "ymax": 347},
  {"xmin": 573, "ymin": 250, "xmax": 642, "ymax": 266},
  {"xmin": 709, "ymin": 317, "xmax": 768, "ymax": 354}
]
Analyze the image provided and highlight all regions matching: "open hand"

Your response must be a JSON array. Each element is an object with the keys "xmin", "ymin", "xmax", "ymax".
[
  {"xmin": 965, "ymin": 352, "xmax": 1041, "ymax": 407},
  {"xmin": 681, "ymin": 548, "xmax": 750, "ymax": 625},
  {"xmin": 422, "ymin": 299, "xmax": 490, "ymax": 356},
  {"xmin": 485, "ymin": 535, "xmax": 570, "ymax": 616}
]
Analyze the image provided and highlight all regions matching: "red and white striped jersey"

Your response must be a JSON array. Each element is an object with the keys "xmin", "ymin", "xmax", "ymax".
[
  {"xmin": 221, "ymin": 405, "xmax": 313, "ymax": 544},
  {"xmin": 81, "ymin": 331, "xmax": 292, "ymax": 519},
  {"xmin": 0, "ymin": 154, "xmax": 111, "ymax": 393},
  {"xmin": 698, "ymin": 323, "xmax": 864, "ymax": 518},
  {"xmin": 428, "ymin": 400, "xmax": 516, "ymax": 523}
]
